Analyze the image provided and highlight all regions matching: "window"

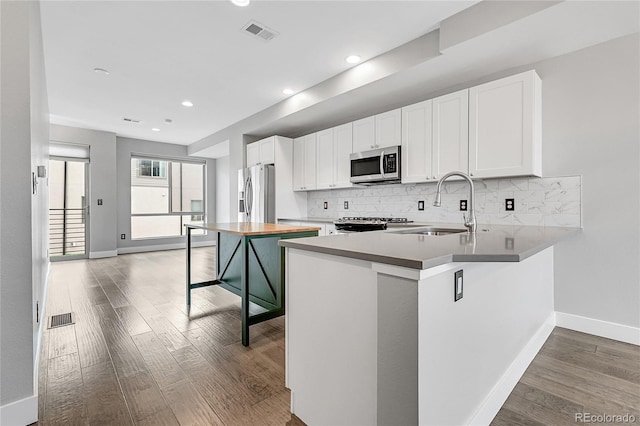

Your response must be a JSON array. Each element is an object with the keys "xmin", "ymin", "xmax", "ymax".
[
  {"xmin": 137, "ymin": 159, "xmax": 167, "ymax": 178},
  {"xmin": 130, "ymin": 157, "xmax": 205, "ymax": 239}
]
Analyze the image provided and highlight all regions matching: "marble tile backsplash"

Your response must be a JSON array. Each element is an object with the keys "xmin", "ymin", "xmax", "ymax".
[{"xmin": 307, "ymin": 176, "xmax": 582, "ymax": 227}]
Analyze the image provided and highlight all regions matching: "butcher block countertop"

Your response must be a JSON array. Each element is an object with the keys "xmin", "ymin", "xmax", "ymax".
[{"xmin": 185, "ymin": 222, "xmax": 321, "ymax": 236}]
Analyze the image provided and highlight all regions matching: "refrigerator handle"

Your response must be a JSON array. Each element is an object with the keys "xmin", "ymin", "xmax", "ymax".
[{"xmin": 246, "ymin": 176, "xmax": 253, "ymax": 219}]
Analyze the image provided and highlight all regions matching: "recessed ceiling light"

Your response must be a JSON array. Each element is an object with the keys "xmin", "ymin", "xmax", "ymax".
[
  {"xmin": 93, "ymin": 67, "xmax": 110, "ymax": 75},
  {"xmin": 282, "ymin": 88, "xmax": 295, "ymax": 95},
  {"xmin": 231, "ymin": 0, "xmax": 250, "ymax": 6},
  {"xmin": 181, "ymin": 100, "xmax": 194, "ymax": 107},
  {"xmin": 345, "ymin": 55, "xmax": 361, "ymax": 64},
  {"xmin": 151, "ymin": 128, "xmax": 160, "ymax": 132}
]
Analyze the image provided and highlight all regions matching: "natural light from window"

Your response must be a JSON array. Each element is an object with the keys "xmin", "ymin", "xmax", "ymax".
[{"xmin": 130, "ymin": 157, "xmax": 205, "ymax": 239}]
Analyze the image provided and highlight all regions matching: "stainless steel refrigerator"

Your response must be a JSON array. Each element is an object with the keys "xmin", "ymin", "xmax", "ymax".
[{"xmin": 238, "ymin": 164, "xmax": 275, "ymax": 223}]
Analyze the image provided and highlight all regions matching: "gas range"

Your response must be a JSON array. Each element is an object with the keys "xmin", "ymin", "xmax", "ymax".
[{"xmin": 333, "ymin": 217, "xmax": 413, "ymax": 233}]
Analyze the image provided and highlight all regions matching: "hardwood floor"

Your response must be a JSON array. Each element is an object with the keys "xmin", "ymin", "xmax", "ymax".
[
  {"xmin": 37, "ymin": 248, "xmax": 639, "ymax": 426},
  {"xmin": 38, "ymin": 248, "xmax": 300, "ymax": 426},
  {"xmin": 492, "ymin": 328, "xmax": 640, "ymax": 426}
]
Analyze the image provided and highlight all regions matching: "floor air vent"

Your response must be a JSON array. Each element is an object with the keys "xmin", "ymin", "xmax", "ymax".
[
  {"xmin": 48, "ymin": 312, "xmax": 75, "ymax": 329},
  {"xmin": 242, "ymin": 20, "xmax": 278, "ymax": 41}
]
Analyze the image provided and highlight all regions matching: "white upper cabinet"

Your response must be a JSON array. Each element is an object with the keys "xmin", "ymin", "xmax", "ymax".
[
  {"xmin": 401, "ymin": 91, "xmax": 468, "ymax": 184},
  {"xmin": 246, "ymin": 136, "xmax": 276, "ymax": 167},
  {"xmin": 293, "ymin": 133, "xmax": 317, "ymax": 191},
  {"xmin": 401, "ymin": 100, "xmax": 433, "ymax": 184},
  {"xmin": 375, "ymin": 108, "xmax": 402, "ymax": 149},
  {"xmin": 432, "ymin": 89, "xmax": 469, "ymax": 178},
  {"xmin": 246, "ymin": 141, "xmax": 260, "ymax": 167},
  {"xmin": 353, "ymin": 109, "xmax": 401, "ymax": 153},
  {"xmin": 333, "ymin": 122, "xmax": 353, "ymax": 188},
  {"xmin": 316, "ymin": 129, "xmax": 335, "ymax": 190},
  {"xmin": 469, "ymin": 70, "xmax": 542, "ymax": 178},
  {"xmin": 316, "ymin": 123, "xmax": 353, "ymax": 190},
  {"xmin": 352, "ymin": 116, "xmax": 375, "ymax": 153}
]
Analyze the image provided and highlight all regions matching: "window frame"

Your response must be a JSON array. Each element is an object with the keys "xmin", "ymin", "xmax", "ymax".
[{"xmin": 130, "ymin": 156, "xmax": 206, "ymax": 240}]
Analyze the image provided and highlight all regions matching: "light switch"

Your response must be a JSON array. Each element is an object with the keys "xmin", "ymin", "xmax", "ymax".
[{"xmin": 97, "ymin": 199, "xmax": 103, "ymax": 206}]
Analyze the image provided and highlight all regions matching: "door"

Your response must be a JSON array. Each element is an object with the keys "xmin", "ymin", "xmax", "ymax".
[
  {"xmin": 49, "ymin": 158, "xmax": 89, "ymax": 260},
  {"xmin": 375, "ymin": 108, "xmax": 401, "ymax": 149}
]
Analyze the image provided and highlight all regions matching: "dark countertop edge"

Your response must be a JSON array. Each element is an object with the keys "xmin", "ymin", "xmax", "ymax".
[
  {"xmin": 280, "ymin": 227, "xmax": 581, "ymax": 270},
  {"xmin": 280, "ymin": 240, "xmax": 427, "ymax": 269}
]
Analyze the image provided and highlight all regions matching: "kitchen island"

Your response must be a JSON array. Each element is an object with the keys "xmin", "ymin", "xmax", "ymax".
[
  {"xmin": 185, "ymin": 222, "xmax": 319, "ymax": 346},
  {"xmin": 279, "ymin": 224, "xmax": 579, "ymax": 425}
]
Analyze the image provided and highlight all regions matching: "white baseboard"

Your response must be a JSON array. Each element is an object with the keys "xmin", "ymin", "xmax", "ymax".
[
  {"xmin": 469, "ymin": 313, "xmax": 556, "ymax": 426},
  {"xmin": 556, "ymin": 312, "xmax": 640, "ymax": 345},
  {"xmin": 0, "ymin": 395, "xmax": 38, "ymax": 426},
  {"xmin": 118, "ymin": 240, "xmax": 215, "ymax": 255},
  {"xmin": 89, "ymin": 250, "xmax": 118, "ymax": 259}
]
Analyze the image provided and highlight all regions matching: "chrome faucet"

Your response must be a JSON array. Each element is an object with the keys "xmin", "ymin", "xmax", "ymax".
[{"xmin": 433, "ymin": 171, "xmax": 477, "ymax": 233}]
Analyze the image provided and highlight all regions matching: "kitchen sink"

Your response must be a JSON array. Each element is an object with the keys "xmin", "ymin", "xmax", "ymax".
[{"xmin": 389, "ymin": 227, "xmax": 468, "ymax": 236}]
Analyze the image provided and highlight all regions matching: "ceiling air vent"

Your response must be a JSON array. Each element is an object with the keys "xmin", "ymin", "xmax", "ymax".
[
  {"xmin": 242, "ymin": 20, "xmax": 279, "ymax": 41},
  {"xmin": 123, "ymin": 117, "xmax": 141, "ymax": 123}
]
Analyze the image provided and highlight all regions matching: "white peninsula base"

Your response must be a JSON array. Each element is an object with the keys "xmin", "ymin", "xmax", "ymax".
[{"xmin": 285, "ymin": 247, "xmax": 555, "ymax": 426}]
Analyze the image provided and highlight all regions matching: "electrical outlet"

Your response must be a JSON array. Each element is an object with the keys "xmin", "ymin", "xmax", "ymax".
[
  {"xmin": 344, "ymin": 201, "xmax": 349, "ymax": 210},
  {"xmin": 505, "ymin": 198, "xmax": 515, "ymax": 211},
  {"xmin": 505, "ymin": 237, "xmax": 515, "ymax": 250},
  {"xmin": 460, "ymin": 200, "xmax": 467, "ymax": 211},
  {"xmin": 323, "ymin": 202, "xmax": 328, "ymax": 210},
  {"xmin": 454, "ymin": 270, "xmax": 463, "ymax": 302},
  {"xmin": 418, "ymin": 201, "xmax": 424, "ymax": 211},
  {"xmin": 121, "ymin": 234, "xmax": 126, "ymax": 240},
  {"xmin": 97, "ymin": 199, "xmax": 103, "ymax": 205}
]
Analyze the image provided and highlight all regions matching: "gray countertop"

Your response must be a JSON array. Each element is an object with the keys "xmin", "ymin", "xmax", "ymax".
[{"xmin": 278, "ymin": 223, "xmax": 580, "ymax": 270}]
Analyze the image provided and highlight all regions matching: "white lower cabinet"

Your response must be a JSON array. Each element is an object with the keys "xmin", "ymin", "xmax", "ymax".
[{"xmin": 469, "ymin": 70, "xmax": 541, "ymax": 178}]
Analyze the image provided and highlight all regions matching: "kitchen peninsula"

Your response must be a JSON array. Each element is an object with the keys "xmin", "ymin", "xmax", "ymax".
[
  {"xmin": 185, "ymin": 222, "xmax": 319, "ymax": 346},
  {"xmin": 279, "ymin": 224, "xmax": 579, "ymax": 425}
]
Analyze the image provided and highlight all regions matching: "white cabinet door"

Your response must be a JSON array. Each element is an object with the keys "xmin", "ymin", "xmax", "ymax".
[
  {"xmin": 432, "ymin": 89, "xmax": 469, "ymax": 178},
  {"xmin": 293, "ymin": 137, "xmax": 305, "ymax": 191},
  {"xmin": 375, "ymin": 108, "xmax": 402, "ymax": 149},
  {"xmin": 303, "ymin": 134, "xmax": 317, "ymax": 190},
  {"xmin": 333, "ymin": 122, "xmax": 353, "ymax": 189},
  {"xmin": 247, "ymin": 137, "xmax": 275, "ymax": 166},
  {"xmin": 246, "ymin": 142, "xmax": 260, "ymax": 167},
  {"xmin": 259, "ymin": 137, "xmax": 275, "ymax": 165},
  {"xmin": 469, "ymin": 70, "xmax": 541, "ymax": 178},
  {"xmin": 352, "ymin": 116, "xmax": 375, "ymax": 153},
  {"xmin": 401, "ymin": 100, "xmax": 433, "ymax": 183},
  {"xmin": 316, "ymin": 129, "xmax": 334, "ymax": 190}
]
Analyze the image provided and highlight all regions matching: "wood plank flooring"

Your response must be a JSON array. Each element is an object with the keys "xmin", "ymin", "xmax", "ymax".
[
  {"xmin": 36, "ymin": 248, "xmax": 639, "ymax": 426},
  {"xmin": 492, "ymin": 328, "xmax": 640, "ymax": 426}
]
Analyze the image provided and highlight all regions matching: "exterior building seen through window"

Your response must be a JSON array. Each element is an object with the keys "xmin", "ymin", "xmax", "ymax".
[{"xmin": 130, "ymin": 157, "xmax": 205, "ymax": 239}]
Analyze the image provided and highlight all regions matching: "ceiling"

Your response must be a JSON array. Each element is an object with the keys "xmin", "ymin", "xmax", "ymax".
[{"xmin": 40, "ymin": 0, "xmax": 476, "ymax": 145}]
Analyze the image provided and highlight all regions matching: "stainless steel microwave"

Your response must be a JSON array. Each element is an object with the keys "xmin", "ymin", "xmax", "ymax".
[{"xmin": 350, "ymin": 146, "xmax": 401, "ymax": 184}]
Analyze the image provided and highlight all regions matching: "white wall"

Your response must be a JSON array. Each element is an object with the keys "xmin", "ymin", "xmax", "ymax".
[
  {"xmin": 215, "ymin": 155, "xmax": 230, "ymax": 222},
  {"xmin": 0, "ymin": 1, "xmax": 49, "ymax": 423},
  {"xmin": 49, "ymin": 124, "xmax": 118, "ymax": 257},
  {"xmin": 535, "ymin": 34, "xmax": 639, "ymax": 327}
]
